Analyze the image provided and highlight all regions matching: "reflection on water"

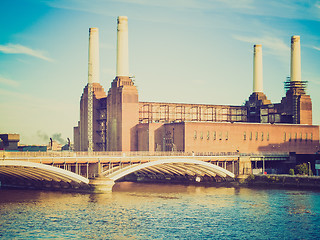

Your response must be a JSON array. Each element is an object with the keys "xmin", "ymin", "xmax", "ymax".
[{"xmin": 1, "ymin": 182, "xmax": 320, "ymax": 239}]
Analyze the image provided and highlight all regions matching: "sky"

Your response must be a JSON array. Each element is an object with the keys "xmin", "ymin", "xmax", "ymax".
[{"xmin": 0, "ymin": 0, "xmax": 320, "ymax": 145}]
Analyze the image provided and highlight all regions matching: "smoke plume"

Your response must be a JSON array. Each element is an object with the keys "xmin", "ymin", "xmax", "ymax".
[{"xmin": 37, "ymin": 131, "xmax": 67, "ymax": 145}]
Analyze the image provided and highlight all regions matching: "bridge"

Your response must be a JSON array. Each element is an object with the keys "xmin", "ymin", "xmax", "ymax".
[{"xmin": 0, "ymin": 151, "xmax": 289, "ymax": 192}]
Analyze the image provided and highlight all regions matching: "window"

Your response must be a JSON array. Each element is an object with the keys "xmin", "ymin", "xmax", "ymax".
[
  {"xmin": 226, "ymin": 132, "xmax": 229, "ymax": 140},
  {"xmin": 295, "ymin": 133, "xmax": 297, "ymax": 141},
  {"xmin": 244, "ymin": 131, "xmax": 247, "ymax": 140},
  {"xmin": 284, "ymin": 132, "xmax": 286, "ymax": 141},
  {"xmin": 250, "ymin": 132, "xmax": 252, "ymax": 140},
  {"xmin": 194, "ymin": 130, "xmax": 197, "ymax": 139},
  {"xmin": 200, "ymin": 131, "xmax": 203, "ymax": 140},
  {"xmin": 255, "ymin": 132, "xmax": 258, "ymax": 141},
  {"xmin": 213, "ymin": 131, "xmax": 216, "ymax": 140},
  {"xmin": 219, "ymin": 132, "xmax": 222, "ymax": 140},
  {"xmin": 289, "ymin": 133, "xmax": 291, "ymax": 142},
  {"xmin": 305, "ymin": 133, "xmax": 308, "ymax": 142},
  {"xmin": 300, "ymin": 133, "xmax": 302, "ymax": 142},
  {"xmin": 207, "ymin": 131, "xmax": 210, "ymax": 140},
  {"xmin": 311, "ymin": 133, "xmax": 313, "ymax": 141},
  {"xmin": 267, "ymin": 132, "xmax": 269, "ymax": 141},
  {"xmin": 261, "ymin": 132, "xmax": 264, "ymax": 141}
]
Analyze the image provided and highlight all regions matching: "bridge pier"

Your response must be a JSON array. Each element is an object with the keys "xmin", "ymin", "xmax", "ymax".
[
  {"xmin": 89, "ymin": 176, "xmax": 115, "ymax": 193},
  {"xmin": 237, "ymin": 156, "xmax": 252, "ymax": 179}
]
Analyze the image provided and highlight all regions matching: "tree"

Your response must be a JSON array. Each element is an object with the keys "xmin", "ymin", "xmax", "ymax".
[
  {"xmin": 289, "ymin": 168, "xmax": 295, "ymax": 175},
  {"xmin": 295, "ymin": 163, "xmax": 308, "ymax": 175}
]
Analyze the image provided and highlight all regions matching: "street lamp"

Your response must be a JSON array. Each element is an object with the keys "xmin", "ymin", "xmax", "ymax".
[{"xmin": 308, "ymin": 162, "xmax": 311, "ymax": 176}]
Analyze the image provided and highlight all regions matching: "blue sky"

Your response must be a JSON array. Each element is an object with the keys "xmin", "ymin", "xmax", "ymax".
[{"xmin": 1, "ymin": 0, "xmax": 320, "ymax": 145}]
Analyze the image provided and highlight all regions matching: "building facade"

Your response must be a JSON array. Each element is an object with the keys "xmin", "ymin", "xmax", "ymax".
[{"xmin": 74, "ymin": 17, "xmax": 319, "ymax": 155}]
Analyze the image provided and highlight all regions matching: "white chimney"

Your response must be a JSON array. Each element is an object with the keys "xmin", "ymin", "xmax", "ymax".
[
  {"xmin": 253, "ymin": 44, "xmax": 263, "ymax": 93},
  {"xmin": 116, "ymin": 16, "xmax": 129, "ymax": 77},
  {"xmin": 88, "ymin": 28, "xmax": 100, "ymax": 84},
  {"xmin": 290, "ymin": 35, "xmax": 301, "ymax": 82}
]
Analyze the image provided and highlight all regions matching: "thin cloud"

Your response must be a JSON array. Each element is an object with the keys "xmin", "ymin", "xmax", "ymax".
[
  {"xmin": 215, "ymin": 0, "xmax": 254, "ymax": 9},
  {"xmin": 233, "ymin": 35, "xmax": 290, "ymax": 57},
  {"xmin": 46, "ymin": 0, "xmax": 319, "ymax": 21},
  {"xmin": 313, "ymin": 46, "xmax": 320, "ymax": 51},
  {"xmin": 307, "ymin": 78, "xmax": 320, "ymax": 86},
  {"xmin": 47, "ymin": 0, "xmax": 254, "ymax": 13},
  {"xmin": 0, "ymin": 43, "xmax": 53, "ymax": 62},
  {"xmin": 0, "ymin": 88, "xmax": 38, "ymax": 101},
  {"xmin": 0, "ymin": 76, "xmax": 20, "ymax": 87}
]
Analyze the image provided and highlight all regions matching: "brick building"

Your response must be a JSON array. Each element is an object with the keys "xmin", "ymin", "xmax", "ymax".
[{"xmin": 74, "ymin": 17, "xmax": 319, "ymax": 155}]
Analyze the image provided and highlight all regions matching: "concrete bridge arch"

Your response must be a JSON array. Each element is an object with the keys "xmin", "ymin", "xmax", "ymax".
[
  {"xmin": 0, "ymin": 160, "xmax": 89, "ymax": 190},
  {"xmin": 104, "ymin": 158, "xmax": 235, "ymax": 182}
]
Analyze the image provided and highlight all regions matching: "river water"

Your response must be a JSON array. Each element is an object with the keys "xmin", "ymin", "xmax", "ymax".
[{"xmin": 0, "ymin": 183, "xmax": 319, "ymax": 239}]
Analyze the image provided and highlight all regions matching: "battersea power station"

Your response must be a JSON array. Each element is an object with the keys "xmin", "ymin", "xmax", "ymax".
[{"xmin": 73, "ymin": 16, "xmax": 319, "ymax": 155}]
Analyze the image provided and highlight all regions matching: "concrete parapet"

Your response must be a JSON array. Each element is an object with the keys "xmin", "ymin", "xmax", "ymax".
[{"xmin": 246, "ymin": 174, "xmax": 320, "ymax": 189}]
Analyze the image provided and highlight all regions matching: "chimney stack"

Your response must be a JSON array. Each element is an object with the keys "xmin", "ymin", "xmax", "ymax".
[
  {"xmin": 88, "ymin": 28, "xmax": 100, "ymax": 84},
  {"xmin": 253, "ymin": 44, "xmax": 263, "ymax": 93},
  {"xmin": 290, "ymin": 35, "xmax": 301, "ymax": 82},
  {"xmin": 116, "ymin": 16, "xmax": 129, "ymax": 77}
]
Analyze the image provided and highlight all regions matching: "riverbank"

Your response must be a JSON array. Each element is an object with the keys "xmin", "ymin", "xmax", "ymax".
[{"xmin": 244, "ymin": 174, "xmax": 320, "ymax": 190}]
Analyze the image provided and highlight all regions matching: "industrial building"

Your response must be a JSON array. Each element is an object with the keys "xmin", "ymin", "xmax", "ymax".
[{"xmin": 73, "ymin": 17, "xmax": 319, "ymax": 155}]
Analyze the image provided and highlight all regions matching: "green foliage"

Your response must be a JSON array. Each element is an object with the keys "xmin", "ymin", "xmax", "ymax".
[
  {"xmin": 289, "ymin": 169, "xmax": 295, "ymax": 175},
  {"xmin": 295, "ymin": 163, "xmax": 308, "ymax": 175}
]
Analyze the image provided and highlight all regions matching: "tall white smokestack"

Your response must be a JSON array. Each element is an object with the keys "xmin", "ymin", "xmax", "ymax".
[
  {"xmin": 88, "ymin": 28, "xmax": 100, "ymax": 84},
  {"xmin": 290, "ymin": 35, "xmax": 301, "ymax": 82},
  {"xmin": 253, "ymin": 44, "xmax": 263, "ymax": 93},
  {"xmin": 116, "ymin": 16, "xmax": 129, "ymax": 77}
]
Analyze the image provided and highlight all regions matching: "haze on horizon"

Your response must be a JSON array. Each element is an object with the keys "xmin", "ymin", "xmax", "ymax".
[{"xmin": 0, "ymin": 0, "xmax": 320, "ymax": 145}]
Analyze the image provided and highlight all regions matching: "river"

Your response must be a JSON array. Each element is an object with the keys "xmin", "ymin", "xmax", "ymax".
[{"xmin": 0, "ymin": 183, "xmax": 319, "ymax": 239}]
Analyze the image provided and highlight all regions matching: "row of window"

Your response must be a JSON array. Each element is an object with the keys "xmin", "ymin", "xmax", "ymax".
[
  {"xmin": 193, "ymin": 130, "xmax": 315, "ymax": 142},
  {"xmin": 244, "ymin": 131, "xmax": 269, "ymax": 141},
  {"xmin": 194, "ymin": 131, "xmax": 229, "ymax": 140},
  {"xmin": 283, "ymin": 132, "xmax": 313, "ymax": 142}
]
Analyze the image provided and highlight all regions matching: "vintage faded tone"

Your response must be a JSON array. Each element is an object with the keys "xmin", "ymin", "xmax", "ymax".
[{"xmin": 74, "ymin": 18, "xmax": 318, "ymax": 155}]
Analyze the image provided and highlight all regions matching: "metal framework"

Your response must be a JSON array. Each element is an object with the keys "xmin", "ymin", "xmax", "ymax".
[
  {"xmin": 139, "ymin": 102, "xmax": 247, "ymax": 123},
  {"xmin": 88, "ymin": 83, "xmax": 93, "ymax": 152},
  {"xmin": 284, "ymin": 77, "xmax": 308, "ymax": 124}
]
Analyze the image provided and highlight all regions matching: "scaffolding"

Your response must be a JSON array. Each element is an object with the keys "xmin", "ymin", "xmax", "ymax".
[
  {"xmin": 284, "ymin": 77, "xmax": 308, "ymax": 124},
  {"xmin": 139, "ymin": 102, "xmax": 247, "ymax": 123}
]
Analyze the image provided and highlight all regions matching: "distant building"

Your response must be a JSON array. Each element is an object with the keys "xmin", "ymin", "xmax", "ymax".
[
  {"xmin": 74, "ymin": 17, "xmax": 319, "ymax": 155},
  {"xmin": 18, "ymin": 145, "xmax": 47, "ymax": 152},
  {"xmin": 0, "ymin": 134, "xmax": 20, "ymax": 151},
  {"xmin": 47, "ymin": 140, "xmax": 63, "ymax": 151}
]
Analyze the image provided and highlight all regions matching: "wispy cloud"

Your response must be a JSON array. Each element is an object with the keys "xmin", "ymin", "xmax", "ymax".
[
  {"xmin": 313, "ymin": 46, "xmax": 320, "ymax": 51},
  {"xmin": 0, "ymin": 76, "xmax": 20, "ymax": 87},
  {"xmin": 233, "ymin": 35, "xmax": 290, "ymax": 57},
  {"xmin": 46, "ymin": 0, "xmax": 319, "ymax": 21},
  {"xmin": 308, "ymin": 78, "xmax": 320, "ymax": 86},
  {"xmin": 46, "ymin": 0, "xmax": 255, "ymax": 15},
  {"xmin": 215, "ymin": 0, "xmax": 254, "ymax": 9},
  {"xmin": 0, "ymin": 88, "xmax": 38, "ymax": 101},
  {"xmin": 0, "ymin": 43, "xmax": 53, "ymax": 62}
]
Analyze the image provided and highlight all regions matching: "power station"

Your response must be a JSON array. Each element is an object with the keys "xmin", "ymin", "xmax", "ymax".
[{"xmin": 73, "ymin": 16, "xmax": 319, "ymax": 154}]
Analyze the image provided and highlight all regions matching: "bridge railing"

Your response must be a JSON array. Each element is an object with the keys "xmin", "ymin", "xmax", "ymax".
[{"xmin": 1, "ymin": 151, "xmax": 242, "ymax": 159}]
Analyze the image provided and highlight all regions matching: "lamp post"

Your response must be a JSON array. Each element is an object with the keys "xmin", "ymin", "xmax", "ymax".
[{"xmin": 308, "ymin": 162, "xmax": 311, "ymax": 176}]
